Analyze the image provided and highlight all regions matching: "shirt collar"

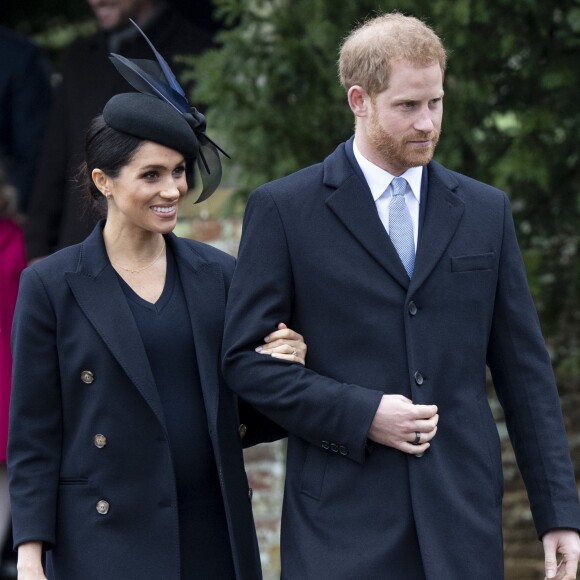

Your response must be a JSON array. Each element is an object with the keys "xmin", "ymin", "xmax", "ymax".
[{"xmin": 352, "ymin": 138, "xmax": 423, "ymax": 203}]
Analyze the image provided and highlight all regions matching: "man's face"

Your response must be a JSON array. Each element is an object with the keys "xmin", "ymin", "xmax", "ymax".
[
  {"xmin": 86, "ymin": 0, "xmax": 150, "ymax": 31},
  {"xmin": 364, "ymin": 60, "xmax": 444, "ymax": 176}
]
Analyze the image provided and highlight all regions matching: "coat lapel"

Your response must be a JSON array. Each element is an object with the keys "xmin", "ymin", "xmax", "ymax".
[
  {"xmin": 64, "ymin": 224, "xmax": 166, "ymax": 427},
  {"xmin": 170, "ymin": 236, "xmax": 225, "ymax": 428},
  {"xmin": 410, "ymin": 161, "xmax": 465, "ymax": 293},
  {"xmin": 324, "ymin": 144, "xmax": 410, "ymax": 290}
]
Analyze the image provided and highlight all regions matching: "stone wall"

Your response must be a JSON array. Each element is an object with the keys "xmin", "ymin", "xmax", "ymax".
[
  {"xmin": 244, "ymin": 443, "xmax": 285, "ymax": 580},
  {"xmin": 181, "ymin": 210, "xmax": 579, "ymax": 580}
]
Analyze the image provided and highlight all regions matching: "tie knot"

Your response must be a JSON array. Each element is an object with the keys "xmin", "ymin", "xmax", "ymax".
[{"xmin": 391, "ymin": 177, "xmax": 408, "ymax": 197}]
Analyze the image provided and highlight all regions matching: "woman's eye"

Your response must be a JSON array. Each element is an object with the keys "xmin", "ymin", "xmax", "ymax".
[
  {"xmin": 173, "ymin": 166, "xmax": 186, "ymax": 177},
  {"xmin": 143, "ymin": 171, "xmax": 159, "ymax": 180}
]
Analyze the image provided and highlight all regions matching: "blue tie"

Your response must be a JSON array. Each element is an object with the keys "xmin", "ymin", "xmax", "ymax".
[{"xmin": 388, "ymin": 177, "xmax": 415, "ymax": 277}]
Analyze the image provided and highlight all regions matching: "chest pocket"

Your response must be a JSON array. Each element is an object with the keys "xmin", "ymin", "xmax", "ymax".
[{"xmin": 451, "ymin": 252, "xmax": 495, "ymax": 273}]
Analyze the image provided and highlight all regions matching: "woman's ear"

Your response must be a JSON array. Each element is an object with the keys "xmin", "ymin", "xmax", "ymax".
[
  {"xmin": 91, "ymin": 169, "xmax": 111, "ymax": 198},
  {"xmin": 347, "ymin": 85, "xmax": 370, "ymax": 118}
]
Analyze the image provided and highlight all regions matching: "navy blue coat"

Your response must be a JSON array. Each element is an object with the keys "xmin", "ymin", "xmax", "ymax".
[
  {"xmin": 222, "ymin": 140, "xmax": 580, "ymax": 579},
  {"xmin": 9, "ymin": 224, "xmax": 277, "ymax": 580}
]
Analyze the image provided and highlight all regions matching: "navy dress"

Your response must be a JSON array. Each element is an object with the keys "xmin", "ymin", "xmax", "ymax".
[{"xmin": 117, "ymin": 246, "xmax": 235, "ymax": 579}]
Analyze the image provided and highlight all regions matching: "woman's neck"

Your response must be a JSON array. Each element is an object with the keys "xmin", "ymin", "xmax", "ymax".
[{"xmin": 103, "ymin": 222, "xmax": 164, "ymax": 261}]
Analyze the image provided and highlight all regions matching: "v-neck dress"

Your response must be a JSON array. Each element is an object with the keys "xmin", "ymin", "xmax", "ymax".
[{"xmin": 117, "ymin": 246, "xmax": 235, "ymax": 579}]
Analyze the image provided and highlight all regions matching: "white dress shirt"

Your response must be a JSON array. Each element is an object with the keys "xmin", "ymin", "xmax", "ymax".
[{"xmin": 352, "ymin": 139, "xmax": 423, "ymax": 251}]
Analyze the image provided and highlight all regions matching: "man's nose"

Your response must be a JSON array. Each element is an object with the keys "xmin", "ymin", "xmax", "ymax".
[{"xmin": 414, "ymin": 107, "xmax": 436, "ymax": 133}]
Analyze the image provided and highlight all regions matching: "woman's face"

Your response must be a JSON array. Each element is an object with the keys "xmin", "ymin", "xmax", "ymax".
[{"xmin": 97, "ymin": 141, "xmax": 188, "ymax": 235}]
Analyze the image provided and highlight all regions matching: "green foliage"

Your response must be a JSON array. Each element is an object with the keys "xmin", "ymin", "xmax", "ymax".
[
  {"xmin": 4, "ymin": 0, "xmax": 96, "ymax": 73},
  {"xmin": 189, "ymin": 0, "xmax": 580, "ymax": 370},
  {"xmin": 185, "ymin": 0, "xmax": 398, "ymax": 196}
]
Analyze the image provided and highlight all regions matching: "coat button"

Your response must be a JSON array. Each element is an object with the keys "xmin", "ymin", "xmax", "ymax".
[
  {"xmin": 408, "ymin": 301, "xmax": 418, "ymax": 316},
  {"xmin": 248, "ymin": 487, "xmax": 253, "ymax": 501},
  {"xmin": 339, "ymin": 445, "xmax": 349, "ymax": 456},
  {"xmin": 321, "ymin": 440, "xmax": 330, "ymax": 450},
  {"xmin": 330, "ymin": 443, "xmax": 339, "ymax": 453},
  {"xmin": 94, "ymin": 434, "xmax": 107, "ymax": 448},
  {"xmin": 238, "ymin": 424, "xmax": 247, "ymax": 439},
  {"xmin": 96, "ymin": 500, "xmax": 110, "ymax": 515},
  {"xmin": 414, "ymin": 371, "xmax": 424, "ymax": 385},
  {"xmin": 80, "ymin": 370, "xmax": 94, "ymax": 384}
]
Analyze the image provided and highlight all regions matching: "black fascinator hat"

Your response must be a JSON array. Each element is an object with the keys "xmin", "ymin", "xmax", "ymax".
[{"xmin": 104, "ymin": 19, "xmax": 228, "ymax": 203}]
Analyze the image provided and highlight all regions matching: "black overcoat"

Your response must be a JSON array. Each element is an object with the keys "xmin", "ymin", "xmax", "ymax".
[
  {"xmin": 222, "ymin": 139, "xmax": 580, "ymax": 579},
  {"xmin": 9, "ymin": 224, "xmax": 274, "ymax": 580}
]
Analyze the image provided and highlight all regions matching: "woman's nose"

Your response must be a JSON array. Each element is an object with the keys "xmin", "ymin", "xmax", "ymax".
[{"xmin": 160, "ymin": 183, "xmax": 181, "ymax": 199}]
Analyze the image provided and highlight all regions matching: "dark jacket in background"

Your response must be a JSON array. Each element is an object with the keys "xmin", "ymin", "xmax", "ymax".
[
  {"xmin": 0, "ymin": 26, "xmax": 51, "ymax": 212},
  {"xmin": 25, "ymin": 9, "xmax": 211, "ymax": 260}
]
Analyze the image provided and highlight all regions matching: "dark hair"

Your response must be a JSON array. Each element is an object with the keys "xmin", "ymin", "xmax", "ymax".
[{"xmin": 78, "ymin": 115, "xmax": 145, "ymax": 207}]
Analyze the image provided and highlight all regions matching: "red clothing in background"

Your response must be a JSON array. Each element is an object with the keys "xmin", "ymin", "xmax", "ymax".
[{"xmin": 0, "ymin": 218, "xmax": 25, "ymax": 462}]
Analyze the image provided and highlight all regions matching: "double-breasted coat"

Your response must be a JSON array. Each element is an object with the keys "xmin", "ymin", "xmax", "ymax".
[
  {"xmin": 8, "ymin": 224, "xmax": 276, "ymax": 579},
  {"xmin": 222, "ymin": 138, "xmax": 580, "ymax": 579}
]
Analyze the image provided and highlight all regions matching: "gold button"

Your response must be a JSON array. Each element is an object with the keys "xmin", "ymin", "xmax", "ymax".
[
  {"xmin": 238, "ymin": 424, "xmax": 247, "ymax": 439},
  {"xmin": 94, "ymin": 434, "xmax": 107, "ymax": 449},
  {"xmin": 81, "ymin": 370, "xmax": 94, "ymax": 384},
  {"xmin": 96, "ymin": 500, "xmax": 110, "ymax": 515}
]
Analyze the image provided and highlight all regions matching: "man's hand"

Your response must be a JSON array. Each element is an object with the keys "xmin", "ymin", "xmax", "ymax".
[
  {"xmin": 367, "ymin": 394, "xmax": 438, "ymax": 455},
  {"xmin": 543, "ymin": 529, "xmax": 580, "ymax": 579}
]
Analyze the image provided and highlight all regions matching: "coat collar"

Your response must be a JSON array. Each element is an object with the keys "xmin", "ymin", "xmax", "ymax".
[
  {"xmin": 324, "ymin": 141, "xmax": 464, "ymax": 293},
  {"xmin": 410, "ymin": 161, "xmax": 464, "ymax": 292},
  {"xmin": 65, "ymin": 222, "xmax": 225, "ymax": 429}
]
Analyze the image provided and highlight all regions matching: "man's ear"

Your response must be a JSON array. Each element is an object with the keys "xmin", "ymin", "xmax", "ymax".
[{"xmin": 347, "ymin": 85, "xmax": 370, "ymax": 118}]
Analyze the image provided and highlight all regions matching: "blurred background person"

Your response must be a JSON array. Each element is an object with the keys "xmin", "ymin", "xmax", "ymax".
[
  {"xmin": 0, "ymin": 27, "xmax": 50, "ymax": 577},
  {"xmin": 0, "ymin": 26, "xmax": 52, "ymax": 214},
  {"xmin": 0, "ymin": 164, "xmax": 26, "ymax": 580},
  {"xmin": 24, "ymin": 0, "xmax": 213, "ymax": 263}
]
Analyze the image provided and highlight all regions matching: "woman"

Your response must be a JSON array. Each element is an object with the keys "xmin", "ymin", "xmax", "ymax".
[
  {"xmin": 8, "ymin": 27, "xmax": 304, "ymax": 580},
  {"xmin": 0, "ymin": 164, "xmax": 26, "ymax": 574}
]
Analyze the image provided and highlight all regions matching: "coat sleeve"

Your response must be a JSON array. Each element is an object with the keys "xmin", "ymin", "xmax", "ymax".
[
  {"xmin": 218, "ymin": 247, "xmax": 288, "ymax": 447},
  {"xmin": 238, "ymin": 398, "xmax": 287, "ymax": 448},
  {"xmin": 8, "ymin": 268, "xmax": 62, "ymax": 549},
  {"xmin": 222, "ymin": 187, "xmax": 383, "ymax": 464},
  {"xmin": 486, "ymin": 194, "xmax": 580, "ymax": 538}
]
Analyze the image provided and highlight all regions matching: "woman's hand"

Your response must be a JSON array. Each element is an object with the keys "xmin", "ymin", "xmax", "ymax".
[
  {"xmin": 17, "ymin": 542, "xmax": 47, "ymax": 580},
  {"xmin": 256, "ymin": 323, "xmax": 307, "ymax": 366}
]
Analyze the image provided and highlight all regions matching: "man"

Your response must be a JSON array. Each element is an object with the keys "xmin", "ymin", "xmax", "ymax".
[
  {"xmin": 222, "ymin": 13, "xmax": 580, "ymax": 580},
  {"xmin": 24, "ymin": 0, "xmax": 212, "ymax": 261}
]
